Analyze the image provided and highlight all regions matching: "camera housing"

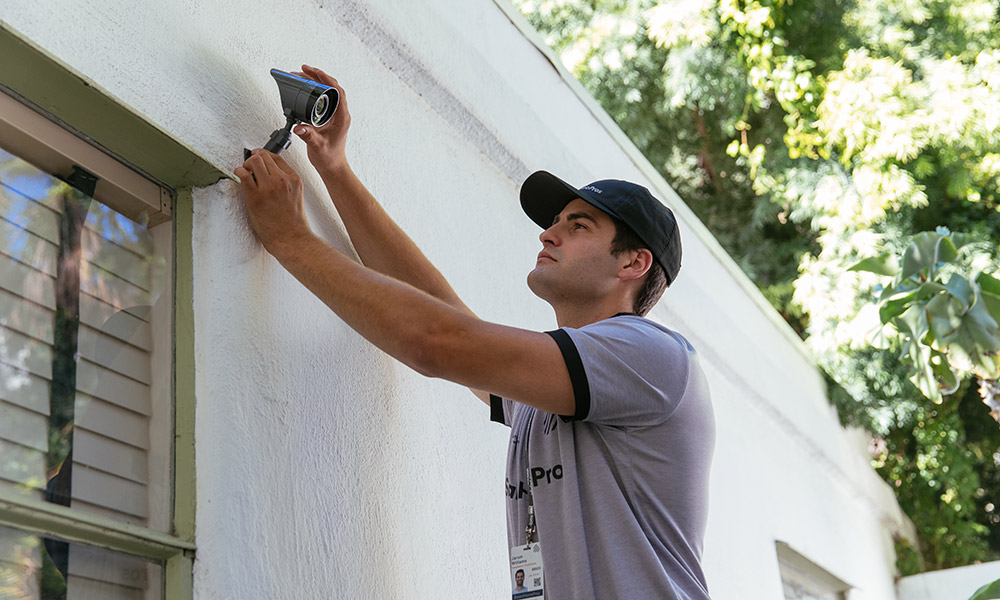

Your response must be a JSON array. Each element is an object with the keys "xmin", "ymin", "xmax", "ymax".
[
  {"xmin": 244, "ymin": 69, "xmax": 340, "ymax": 160},
  {"xmin": 271, "ymin": 69, "xmax": 338, "ymax": 128}
]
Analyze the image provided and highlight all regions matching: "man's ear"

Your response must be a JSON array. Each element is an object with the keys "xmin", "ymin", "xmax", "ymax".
[{"xmin": 618, "ymin": 248, "xmax": 653, "ymax": 282}]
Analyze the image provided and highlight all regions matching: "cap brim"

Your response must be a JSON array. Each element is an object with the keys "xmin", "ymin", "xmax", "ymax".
[
  {"xmin": 520, "ymin": 171, "xmax": 621, "ymax": 229},
  {"xmin": 520, "ymin": 171, "xmax": 581, "ymax": 229}
]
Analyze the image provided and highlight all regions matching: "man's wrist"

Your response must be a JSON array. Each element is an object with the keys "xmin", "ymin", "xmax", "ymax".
[
  {"xmin": 315, "ymin": 158, "xmax": 352, "ymax": 181},
  {"xmin": 269, "ymin": 230, "xmax": 323, "ymax": 264}
]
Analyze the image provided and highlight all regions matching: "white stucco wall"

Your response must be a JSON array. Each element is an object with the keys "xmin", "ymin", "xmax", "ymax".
[
  {"xmin": 897, "ymin": 560, "xmax": 1000, "ymax": 600},
  {"xmin": 1, "ymin": 0, "xmax": 916, "ymax": 598}
]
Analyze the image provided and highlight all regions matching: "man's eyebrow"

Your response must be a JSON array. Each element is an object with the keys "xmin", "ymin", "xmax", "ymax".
[{"xmin": 552, "ymin": 211, "xmax": 601, "ymax": 226}]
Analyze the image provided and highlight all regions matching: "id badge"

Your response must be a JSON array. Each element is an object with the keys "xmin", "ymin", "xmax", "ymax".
[{"xmin": 509, "ymin": 543, "xmax": 544, "ymax": 599}]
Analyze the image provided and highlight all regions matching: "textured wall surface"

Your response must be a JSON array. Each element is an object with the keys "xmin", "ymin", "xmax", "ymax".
[
  {"xmin": 1, "ymin": 0, "xmax": 914, "ymax": 598},
  {"xmin": 897, "ymin": 560, "xmax": 1000, "ymax": 600}
]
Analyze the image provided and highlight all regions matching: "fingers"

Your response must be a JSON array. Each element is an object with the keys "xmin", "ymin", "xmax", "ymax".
[
  {"xmin": 291, "ymin": 65, "xmax": 349, "ymax": 127},
  {"xmin": 234, "ymin": 165, "xmax": 257, "ymax": 189},
  {"xmin": 241, "ymin": 148, "xmax": 300, "ymax": 180},
  {"xmin": 244, "ymin": 150, "xmax": 272, "ymax": 178},
  {"xmin": 293, "ymin": 124, "xmax": 313, "ymax": 142},
  {"xmin": 301, "ymin": 64, "xmax": 337, "ymax": 87},
  {"xmin": 265, "ymin": 151, "xmax": 298, "ymax": 178},
  {"xmin": 294, "ymin": 65, "xmax": 342, "ymax": 97},
  {"xmin": 237, "ymin": 149, "xmax": 286, "ymax": 193}
]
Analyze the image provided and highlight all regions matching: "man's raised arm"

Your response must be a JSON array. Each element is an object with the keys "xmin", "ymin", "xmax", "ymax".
[
  {"xmin": 290, "ymin": 65, "xmax": 469, "ymax": 315},
  {"xmin": 233, "ymin": 150, "xmax": 575, "ymax": 415}
]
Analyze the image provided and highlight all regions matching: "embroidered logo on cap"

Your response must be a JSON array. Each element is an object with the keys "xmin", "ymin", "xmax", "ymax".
[{"xmin": 582, "ymin": 185, "xmax": 604, "ymax": 194}]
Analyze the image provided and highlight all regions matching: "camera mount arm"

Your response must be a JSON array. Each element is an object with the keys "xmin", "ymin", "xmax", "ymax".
[{"xmin": 243, "ymin": 110, "xmax": 296, "ymax": 161}]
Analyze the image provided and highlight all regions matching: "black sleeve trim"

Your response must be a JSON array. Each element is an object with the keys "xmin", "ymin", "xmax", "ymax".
[
  {"xmin": 489, "ymin": 394, "xmax": 506, "ymax": 424},
  {"xmin": 545, "ymin": 329, "xmax": 591, "ymax": 420}
]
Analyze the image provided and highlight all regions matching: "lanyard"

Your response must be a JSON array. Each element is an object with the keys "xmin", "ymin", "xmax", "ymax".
[{"xmin": 521, "ymin": 408, "xmax": 537, "ymax": 548}]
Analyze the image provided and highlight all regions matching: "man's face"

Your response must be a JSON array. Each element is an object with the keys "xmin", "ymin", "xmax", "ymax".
[
  {"xmin": 515, "ymin": 571, "xmax": 525, "ymax": 586},
  {"xmin": 526, "ymin": 198, "xmax": 622, "ymax": 306}
]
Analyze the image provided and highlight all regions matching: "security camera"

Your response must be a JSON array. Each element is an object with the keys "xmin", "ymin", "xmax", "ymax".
[{"xmin": 244, "ymin": 69, "xmax": 339, "ymax": 160}]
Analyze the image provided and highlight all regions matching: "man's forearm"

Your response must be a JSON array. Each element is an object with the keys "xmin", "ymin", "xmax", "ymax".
[
  {"xmin": 317, "ymin": 163, "xmax": 470, "ymax": 314},
  {"xmin": 272, "ymin": 232, "xmax": 481, "ymax": 382},
  {"xmin": 269, "ymin": 232, "xmax": 574, "ymax": 414},
  {"xmin": 235, "ymin": 146, "xmax": 574, "ymax": 412}
]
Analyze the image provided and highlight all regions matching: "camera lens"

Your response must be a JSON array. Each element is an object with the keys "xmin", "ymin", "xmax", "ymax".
[{"xmin": 311, "ymin": 94, "xmax": 330, "ymax": 126}]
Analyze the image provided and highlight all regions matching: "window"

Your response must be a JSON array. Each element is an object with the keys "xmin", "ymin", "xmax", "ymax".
[
  {"xmin": 1, "ymin": 524, "xmax": 165, "ymax": 600},
  {"xmin": 0, "ymin": 143, "xmax": 173, "ymax": 525},
  {"xmin": 776, "ymin": 541, "xmax": 851, "ymax": 600},
  {"xmin": 0, "ymin": 83, "xmax": 192, "ymax": 598}
]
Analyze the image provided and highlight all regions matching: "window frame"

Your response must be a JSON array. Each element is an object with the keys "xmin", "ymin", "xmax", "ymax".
[
  {"xmin": 0, "ymin": 18, "xmax": 228, "ymax": 599},
  {"xmin": 775, "ymin": 541, "xmax": 852, "ymax": 600}
]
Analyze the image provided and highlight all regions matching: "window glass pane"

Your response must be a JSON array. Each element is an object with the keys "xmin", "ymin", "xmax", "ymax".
[
  {"xmin": 0, "ymin": 146, "xmax": 173, "ymax": 533},
  {"xmin": 779, "ymin": 559, "xmax": 845, "ymax": 600},
  {"xmin": 0, "ymin": 524, "xmax": 163, "ymax": 599}
]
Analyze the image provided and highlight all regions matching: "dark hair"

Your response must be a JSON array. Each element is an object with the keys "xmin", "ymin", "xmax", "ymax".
[
  {"xmin": 515, "ymin": 569, "xmax": 525, "ymax": 576},
  {"xmin": 610, "ymin": 217, "xmax": 668, "ymax": 316}
]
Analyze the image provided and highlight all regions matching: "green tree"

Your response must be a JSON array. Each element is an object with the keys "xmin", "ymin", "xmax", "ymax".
[{"xmin": 517, "ymin": 0, "xmax": 1000, "ymax": 570}]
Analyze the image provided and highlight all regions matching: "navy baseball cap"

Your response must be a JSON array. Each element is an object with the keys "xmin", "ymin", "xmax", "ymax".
[{"xmin": 520, "ymin": 170, "xmax": 682, "ymax": 285}]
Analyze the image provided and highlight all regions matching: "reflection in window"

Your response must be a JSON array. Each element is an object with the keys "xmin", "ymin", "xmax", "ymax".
[
  {"xmin": 0, "ymin": 147, "xmax": 172, "ymax": 598},
  {"xmin": 777, "ymin": 542, "xmax": 849, "ymax": 600},
  {"xmin": 0, "ymin": 525, "xmax": 163, "ymax": 600}
]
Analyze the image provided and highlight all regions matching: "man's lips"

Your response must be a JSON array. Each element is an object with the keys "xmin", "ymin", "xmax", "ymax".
[{"xmin": 537, "ymin": 251, "xmax": 556, "ymax": 262}]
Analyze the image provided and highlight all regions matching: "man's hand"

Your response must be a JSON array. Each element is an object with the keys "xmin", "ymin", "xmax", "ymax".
[
  {"xmin": 290, "ymin": 65, "xmax": 351, "ymax": 176},
  {"xmin": 234, "ymin": 149, "xmax": 313, "ymax": 257}
]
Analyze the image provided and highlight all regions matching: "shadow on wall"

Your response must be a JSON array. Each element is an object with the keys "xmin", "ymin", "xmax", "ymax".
[{"xmin": 179, "ymin": 41, "xmax": 281, "ymax": 160}]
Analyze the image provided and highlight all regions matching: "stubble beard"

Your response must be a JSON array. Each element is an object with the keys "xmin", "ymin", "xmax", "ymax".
[{"xmin": 527, "ymin": 263, "xmax": 597, "ymax": 308}]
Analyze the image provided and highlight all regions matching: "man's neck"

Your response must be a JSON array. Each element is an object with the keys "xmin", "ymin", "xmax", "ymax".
[{"xmin": 554, "ymin": 303, "xmax": 635, "ymax": 329}]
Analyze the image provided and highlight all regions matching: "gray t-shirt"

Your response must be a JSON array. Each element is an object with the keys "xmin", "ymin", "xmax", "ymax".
[{"xmin": 491, "ymin": 315, "xmax": 715, "ymax": 599}]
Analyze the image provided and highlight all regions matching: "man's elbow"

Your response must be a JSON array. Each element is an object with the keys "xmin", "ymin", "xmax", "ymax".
[
  {"xmin": 403, "ymin": 325, "xmax": 475, "ymax": 382},
  {"xmin": 407, "ymin": 351, "xmax": 440, "ymax": 379}
]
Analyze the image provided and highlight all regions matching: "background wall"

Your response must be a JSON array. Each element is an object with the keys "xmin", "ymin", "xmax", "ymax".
[
  {"xmin": 897, "ymin": 560, "xmax": 1000, "ymax": 600},
  {"xmin": 0, "ymin": 0, "xmax": 915, "ymax": 598}
]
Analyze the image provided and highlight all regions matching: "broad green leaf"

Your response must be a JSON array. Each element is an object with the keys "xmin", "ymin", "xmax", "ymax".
[
  {"xmin": 880, "ymin": 294, "xmax": 917, "ymax": 324},
  {"xmin": 942, "ymin": 274, "xmax": 975, "ymax": 309},
  {"xmin": 950, "ymin": 233, "xmax": 978, "ymax": 252},
  {"xmin": 929, "ymin": 292, "xmax": 1000, "ymax": 380},
  {"xmin": 968, "ymin": 577, "xmax": 1000, "ymax": 600},
  {"xmin": 901, "ymin": 232, "xmax": 945, "ymax": 279},
  {"xmin": 865, "ymin": 322, "xmax": 895, "ymax": 350},
  {"xmin": 893, "ymin": 304, "xmax": 930, "ymax": 341},
  {"xmin": 982, "ymin": 291, "xmax": 1000, "ymax": 324},
  {"xmin": 914, "ymin": 282, "xmax": 947, "ymax": 303},
  {"xmin": 966, "ymin": 294, "xmax": 1000, "ymax": 353},
  {"xmin": 904, "ymin": 340, "xmax": 942, "ymax": 403},
  {"xmin": 927, "ymin": 293, "xmax": 964, "ymax": 344},
  {"xmin": 880, "ymin": 282, "xmax": 918, "ymax": 303},
  {"xmin": 937, "ymin": 237, "xmax": 959, "ymax": 264},
  {"xmin": 978, "ymin": 273, "xmax": 1000, "ymax": 296},
  {"xmin": 876, "ymin": 281, "xmax": 944, "ymax": 319},
  {"xmin": 930, "ymin": 353, "xmax": 960, "ymax": 395},
  {"xmin": 975, "ymin": 353, "xmax": 1000, "ymax": 381},
  {"xmin": 849, "ymin": 254, "xmax": 900, "ymax": 277},
  {"xmin": 981, "ymin": 355, "xmax": 1000, "ymax": 381}
]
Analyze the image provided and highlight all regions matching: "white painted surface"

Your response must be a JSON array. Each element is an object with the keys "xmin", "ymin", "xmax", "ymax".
[
  {"xmin": 897, "ymin": 561, "xmax": 1000, "ymax": 600},
  {"xmin": 1, "ymin": 1, "xmax": 917, "ymax": 598}
]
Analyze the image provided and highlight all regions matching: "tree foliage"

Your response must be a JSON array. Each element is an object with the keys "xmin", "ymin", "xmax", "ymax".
[
  {"xmin": 516, "ymin": 0, "xmax": 1000, "ymax": 570},
  {"xmin": 852, "ymin": 231, "xmax": 1000, "ymax": 406}
]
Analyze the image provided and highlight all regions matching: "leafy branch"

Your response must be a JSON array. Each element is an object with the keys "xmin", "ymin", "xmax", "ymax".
[{"xmin": 852, "ymin": 230, "xmax": 1000, "ymax": 421}]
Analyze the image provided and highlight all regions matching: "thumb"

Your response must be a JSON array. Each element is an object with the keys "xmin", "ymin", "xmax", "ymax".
[{"xmin": 294, "ymin": 124, "xmax": 314, "ymax": 143}]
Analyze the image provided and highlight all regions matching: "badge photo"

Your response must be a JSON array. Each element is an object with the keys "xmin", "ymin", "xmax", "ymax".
[{"xmin": 510, "ymin": 543, "xmax": 544, "ymax": 599}]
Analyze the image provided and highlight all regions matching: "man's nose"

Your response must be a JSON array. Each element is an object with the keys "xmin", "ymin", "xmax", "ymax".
[{"xmin": 539, "ymin": 223, "xmax": 559, "ymax": 245}]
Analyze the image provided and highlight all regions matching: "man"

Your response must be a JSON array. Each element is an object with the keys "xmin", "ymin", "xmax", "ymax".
[
  {"xmin": 236, "ymin": 65, "xmax": 715, "ymax": 599},
  {"xmin": 514, "ymin": 568, "xmax": 527, "ymax": 593}
]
